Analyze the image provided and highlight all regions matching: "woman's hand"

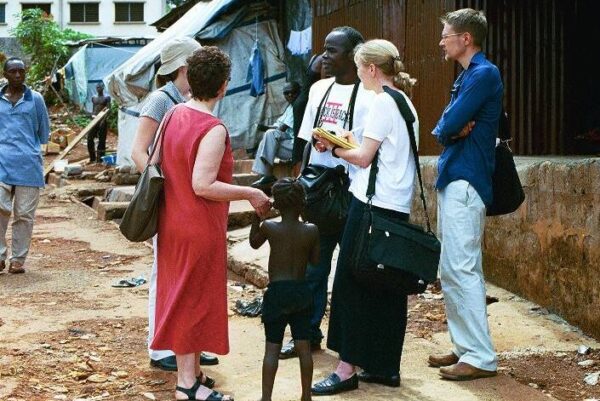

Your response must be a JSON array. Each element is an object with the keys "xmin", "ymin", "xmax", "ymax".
[
  {"xmin": 338, "ymin": 130, "xmax": 358, "ymax": 146},
  {"xmin": 249, "ymin": 188, "xmax": 272, "ymax": 219},
  {"xmin": 312, "ymin": 132, "xmax": 334, "ymax": 152}
]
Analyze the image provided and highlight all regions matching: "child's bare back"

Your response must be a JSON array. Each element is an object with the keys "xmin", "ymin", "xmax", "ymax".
[{"xmin": 258, "ymin": 219, "xmax": 319, "ymax": 282}]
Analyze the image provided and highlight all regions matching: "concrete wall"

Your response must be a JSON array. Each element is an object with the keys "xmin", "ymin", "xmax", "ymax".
[
  {"xmin": 412, "ymin": 156, "xmax": 600, "ymax": 339},
  {"xmin": 0, "ymin": 0, "xmax": 165, "ymax": 38},
  {"xmin": 0, "ymin": 37, "xmax": 26, "ymax": 59}
]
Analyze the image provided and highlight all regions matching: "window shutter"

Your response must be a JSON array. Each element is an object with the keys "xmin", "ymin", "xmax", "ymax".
[
  {"xmin": 87, "ymin": 3, "xmax": 99, "ymax": 22},
  {"xmin": 70, "ymin": 3, "xmax": 84, "ymax": 22},
  {"xmin": 130, "ymin": 3, "xmax": 144, "ymax": 22},
  {"xmin": 115, "ymin": 3, "xmax": 128, "ymax": 22},
  {"xmin": 22, "ymin": 3, "xmax": 52, "ymax": 15}
]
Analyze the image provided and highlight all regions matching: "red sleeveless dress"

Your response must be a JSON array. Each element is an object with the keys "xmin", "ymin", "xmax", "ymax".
[{"xmin": 151, "ymin": 105, "xmax": 233, "ymax": 355}]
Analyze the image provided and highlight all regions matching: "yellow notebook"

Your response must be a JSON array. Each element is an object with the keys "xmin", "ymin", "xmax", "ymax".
[{"xmin": 313, "ymin": 127, "xmax": 358, "ymax": 150}]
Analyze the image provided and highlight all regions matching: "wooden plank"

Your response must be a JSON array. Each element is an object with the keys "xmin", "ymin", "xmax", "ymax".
[{"xmin": 44, "ymin": 108, "xmax": 110, "ymax": 180}]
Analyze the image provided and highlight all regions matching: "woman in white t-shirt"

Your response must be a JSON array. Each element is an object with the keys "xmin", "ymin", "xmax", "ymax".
[{"xmin": 312, "ymin": 39, "xmax": 418, "ymax": 395}]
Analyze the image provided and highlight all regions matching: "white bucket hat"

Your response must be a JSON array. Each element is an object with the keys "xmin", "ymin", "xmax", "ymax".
[{"xmin": 157, "ymin": 36, "xmax": 201, "ymax": 76}]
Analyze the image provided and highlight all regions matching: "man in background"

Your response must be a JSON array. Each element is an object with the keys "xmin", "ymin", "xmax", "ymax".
[
  {"xmin": 88, "ymin": 82, "xmax": 111, "ymax": 163},
  {"xmin": 0, "ymin": 57, "xmax": 50, "ymax": 274}
]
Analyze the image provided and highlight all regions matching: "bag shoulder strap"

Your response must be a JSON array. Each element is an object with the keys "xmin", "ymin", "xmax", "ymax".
[
  {"xmin": 147, "ymin": 105, "xmax": 178, "ymax": 166},
  {"xmin": 366, "ymin": 86, "xmax": 433, "ymax": 233},
  {"xmin": 159, "ymin": 88, "xmax": 180, "ymax": 105}
]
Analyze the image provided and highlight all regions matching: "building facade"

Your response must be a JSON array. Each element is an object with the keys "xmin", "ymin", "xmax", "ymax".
[{"xmin": 0, "ymin": 0, "xmax": 167, "ymax": 38}]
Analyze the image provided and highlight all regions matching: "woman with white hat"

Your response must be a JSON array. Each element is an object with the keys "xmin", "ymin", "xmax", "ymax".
[{"xmin": 131, "ymin": 37, "xmax": 220, "ymax": 375}]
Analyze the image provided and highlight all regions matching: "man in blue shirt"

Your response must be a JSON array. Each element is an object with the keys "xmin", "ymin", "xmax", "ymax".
[
  {"xmin": 428, "ymin": 9, "xmax": 502, "ymax": 381},
  {"xmin": 0, "ymin": 57, "xmax": 50, "ymax": 274}
]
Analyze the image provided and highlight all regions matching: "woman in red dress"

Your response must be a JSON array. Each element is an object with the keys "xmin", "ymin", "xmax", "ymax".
[{"xmin": 151, "ymin": 46, "xmax": 271, "ymax": 401}]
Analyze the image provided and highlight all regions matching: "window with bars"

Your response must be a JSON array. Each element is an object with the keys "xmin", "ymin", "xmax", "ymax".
[
  {"xmin": 115, "ymin": 2, "xmax": 144, "ymax": 22},
  {"xmin": 22, "ymin": 3, "xmax": 52, "ymax": 15},
  {"xmin": 70, "ymin": 3, "xmax": 99, "ymax": 23},
  {"xmin": 0, "ymin": 4, "xmax": 6, "ymax": 23}
]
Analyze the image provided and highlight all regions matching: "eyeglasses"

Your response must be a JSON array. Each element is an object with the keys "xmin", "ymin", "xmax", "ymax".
[{"xmin": 441, "ymin": 32, "xmax": 466, "ymax": 41}]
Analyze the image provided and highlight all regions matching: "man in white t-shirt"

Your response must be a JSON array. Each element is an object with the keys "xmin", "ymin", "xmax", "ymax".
[{"xmin": 279, "ymin": 26, "xmax": 375, "ymax": 359}]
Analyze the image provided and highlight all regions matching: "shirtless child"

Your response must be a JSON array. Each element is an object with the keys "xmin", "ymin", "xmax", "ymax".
[{"xmin": 250, "ymin": 178, "xmax": 320, "ymax": 401}]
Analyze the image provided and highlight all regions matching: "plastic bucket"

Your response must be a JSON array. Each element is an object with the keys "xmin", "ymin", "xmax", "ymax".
[
  {"xmin": 54, "ymin": 159, "xmax": 68, "ymax": 172},
  {"xmin": 101, "ymin": 154, "xmax": 116, "ymax": 166}
]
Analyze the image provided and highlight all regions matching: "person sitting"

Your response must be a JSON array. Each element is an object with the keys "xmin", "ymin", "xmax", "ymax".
[
  {"xmin": 251, "ymin": 82, "xmax": 301, "ymax": 192},
  {"xmin": 249, "ymin": 178, "xmax": 320, "ymax": 401}
]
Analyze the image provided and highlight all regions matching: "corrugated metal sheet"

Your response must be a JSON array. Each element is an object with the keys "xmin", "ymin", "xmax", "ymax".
[
  {"xmin": 404, "ymin": 0, "xmax": 455, "ymax": 155},
  {"xmin": 311, "ymin": 0, "xmax": 594, "ymax": 155},
  {"xmin": 311, "ymin": 0, "xmax": 444, "ymax": 154},
  {"xmin": 312, "ymin": 0, "xmax": 385, "ymax": 48},
  {"xmin": 457, "ymin": 0, "xmax": 568, "ymax": 154}
]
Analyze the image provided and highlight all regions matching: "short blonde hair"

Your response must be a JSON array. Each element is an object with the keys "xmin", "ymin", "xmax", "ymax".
[
  {"xmin": 441, "ymin": 8, "xmax": 487, "ymax": 47},
  {"xmin": 354, "ymin": 39, "xmax": 416, "ymax": 97}
]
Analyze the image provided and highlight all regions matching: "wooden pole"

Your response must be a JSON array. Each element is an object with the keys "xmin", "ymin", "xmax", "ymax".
[{"xmin": 44, "ymin": 108, "xmax": 110, "ymax": 180}]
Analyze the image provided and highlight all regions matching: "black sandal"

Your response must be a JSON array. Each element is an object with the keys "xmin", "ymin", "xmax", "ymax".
[
  {"xmin": 197, "ymin": 371, "xmax": 216, "ymax": 389},
  {"xmin": 176, "ymin": 378, "xmax": 233, "ymax": 401}
]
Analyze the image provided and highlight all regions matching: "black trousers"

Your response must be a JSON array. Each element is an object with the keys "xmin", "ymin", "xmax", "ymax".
[
  {"xmin": 327, "ymin": 196, "xmax": 409, "ymax": 376},
  {"xmin": 87, "ymin": 119, "xmax": 107, "ymax": 162}
]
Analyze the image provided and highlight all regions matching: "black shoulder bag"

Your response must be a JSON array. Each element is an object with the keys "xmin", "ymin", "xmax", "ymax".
[
  {"xmin": 350, "ymin": 87, "xmax": 440, "ymax": 294},
  {"xmin": 297, "ymin": 81, "xmax": 359, "ymax": 235},
  {"xmin": 486, "ymin": 111, "xmax": 525, "ymax": 216}
]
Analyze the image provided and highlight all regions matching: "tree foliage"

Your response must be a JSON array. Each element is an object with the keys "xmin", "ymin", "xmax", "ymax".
[{"xmin": 11, "ymin": 9, "xmax": 92, "ymax": 84}]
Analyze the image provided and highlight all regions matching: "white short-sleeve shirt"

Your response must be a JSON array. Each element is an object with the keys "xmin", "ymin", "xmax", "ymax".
[
  {"xmin": 350, "ymin": 90, "xmax": 419, "ymax": 214},
  {"xmin": 298, "ymin": 77, "xmax": 375, "ymax": 180}
]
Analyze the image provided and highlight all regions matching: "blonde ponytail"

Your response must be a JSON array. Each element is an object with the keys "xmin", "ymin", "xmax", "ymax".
[{"xmin": 354, "ymin": 39, "xmax": 417, "ymax": 96}]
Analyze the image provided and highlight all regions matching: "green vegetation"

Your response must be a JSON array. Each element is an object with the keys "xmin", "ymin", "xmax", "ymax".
[
  {"xmin": 107, "ymin": 101, "xmax": 119, "ymax": 135},
  {"xmin": 70, "ymin": 114, "xmax": 92, "ymax": 128},
  {"xmin": 11, "ymin": 9, "xmax": 92, "ymax": 85}
]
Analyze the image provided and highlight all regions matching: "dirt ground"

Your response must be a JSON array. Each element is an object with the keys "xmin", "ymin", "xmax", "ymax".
[{"xmin": 1, "ymin": 160, "xmax": 600, "ymax": 400}]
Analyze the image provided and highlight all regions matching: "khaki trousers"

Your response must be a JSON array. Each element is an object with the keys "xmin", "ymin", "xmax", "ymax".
[{"xmin": 0, "ymin": 182, "xmax": 40, "ymax": 264}]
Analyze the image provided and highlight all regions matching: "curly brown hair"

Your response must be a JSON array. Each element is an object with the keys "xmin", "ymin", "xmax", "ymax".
[{"xmin": 186, "ymin": 46, "xmax": 231, "ymax": 101}]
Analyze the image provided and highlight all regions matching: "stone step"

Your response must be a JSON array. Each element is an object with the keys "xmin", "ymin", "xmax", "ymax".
[
  {"xmin": 94, "ymin": 193, "xmax": 278, "ymax": 230},
  {"xmin": 105, "ymin": 186, "xmax": 135, "ymax": 202},
  {"xmin": 227, "ymin": 200, "xmax": 279, "ymax": 230},
  {"xmin": 97, "ymin": 201, "xmax": 129, "ymax": 221},
  {"xmin": 234, "ymin": 159, "xmax": 254, "ymax": 174},
  {"xmin": 232, "ymin": 172, "xmax": 259, "ymax": 187},
  {"xmin": 46, "ymin": 172, "xmax": 69, "ymax": 188}
]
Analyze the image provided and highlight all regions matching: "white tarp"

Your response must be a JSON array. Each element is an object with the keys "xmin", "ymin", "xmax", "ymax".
[
  {"xmin": 214, "ymin": 20, "xmax": 287, "ymax": 150},
  {"xmin": 105, "ymin": 0, "xmax": 289, "ymax": 166},
  {"xmin": 105, "ymin": 0, "xmax": 238, "ymax": 107}
]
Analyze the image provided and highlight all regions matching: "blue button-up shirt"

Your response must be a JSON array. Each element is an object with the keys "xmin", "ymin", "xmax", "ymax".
[
  {"xmin": 0, "ymin": 85, "xmax": 50, "ymax": 187},
  {"xmin": 433, "ymin": 52, "xmax": 503, "ymax": 206}
]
